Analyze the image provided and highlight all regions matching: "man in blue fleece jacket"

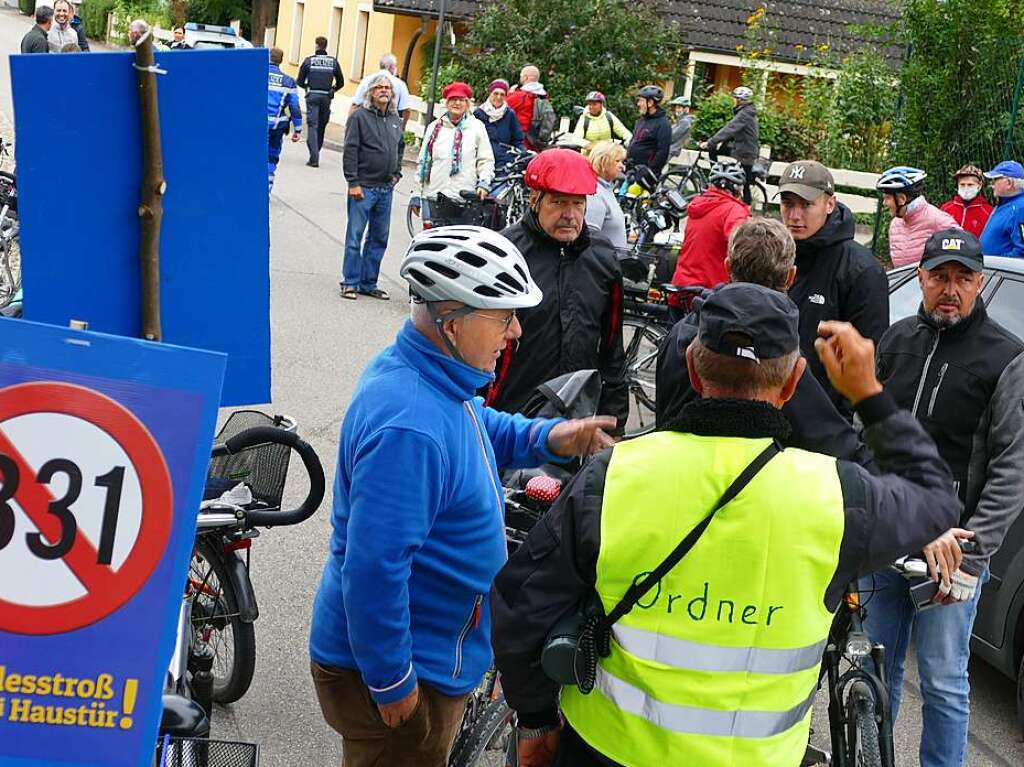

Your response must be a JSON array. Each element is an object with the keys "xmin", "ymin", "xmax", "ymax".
[{"xmin": 310, "ymin": 225, "xmax": 616, "ymax": 765}]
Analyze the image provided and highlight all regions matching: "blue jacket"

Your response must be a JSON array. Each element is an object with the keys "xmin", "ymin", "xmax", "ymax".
[
  {"xmin": 474, "ymin": 107, "xmax": 525, "ymax": 170},
  {"xmin": 309, "ymin": 322, "xmax": 563, "ymax": 703},
  {"xmin": 268, "ymin": 64, "xmax": 301, "ymax": 133},
  {"xmin": 980, "ymin": 191, "xmax": 1024, "ymax": 257}
]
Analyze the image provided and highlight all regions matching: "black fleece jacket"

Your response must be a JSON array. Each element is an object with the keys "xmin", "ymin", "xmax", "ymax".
[
  {"xmin": 788, "ymin": 203, "xmax": 889, "ymax": 421},
  {"xmin": 491, "ymin": 393, "xmax": 959, "ymax": 733},
  {"xmin": 486, "ymin": 211, "xmax": 628, "ymax": 429}
]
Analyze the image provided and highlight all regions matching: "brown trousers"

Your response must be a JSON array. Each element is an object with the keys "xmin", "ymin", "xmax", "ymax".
[{"xmin": 311, "ymin": 661, "xmax": 469, "ymax": 767}]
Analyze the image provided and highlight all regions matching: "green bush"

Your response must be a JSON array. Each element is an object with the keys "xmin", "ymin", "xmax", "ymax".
[
  {"xmin": 439, "ymin": 0, "xmax": 685, "ymax": 124},
  {"xmin": 110, "ymin": 0, "xmax": 172, "ymax": 44},
  {"xmin": 82, "ymin": 0, "xmax": 117, "ymax": 39},
  {"xmin": 894, "ymin": 0, "xmax": 1024, "ymax": 203},
  {"xmin": 18, "ymin": 0, "xmax": 33, "ymax": 16}
]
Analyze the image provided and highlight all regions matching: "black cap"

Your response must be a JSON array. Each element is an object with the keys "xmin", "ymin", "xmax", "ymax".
[
  {"xmin": 698, "ymin": 283, "xmax": 800, "ymax": 363},
  {"xmin": 921, "ymin": 228, "xmax": 983, "ymax": 272}
]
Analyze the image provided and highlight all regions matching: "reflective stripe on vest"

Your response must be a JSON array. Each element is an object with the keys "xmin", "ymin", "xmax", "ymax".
[
  {"xmin": 560, "ymin": 431, "xmax": 845, "ymax": 767},
  {"xmin": 612, "ymin": 624, "xmax": 827, "ymax": 674},
  {"xmin": 594, "ymin": 665, "xmax": 817, "ymax": 738}
]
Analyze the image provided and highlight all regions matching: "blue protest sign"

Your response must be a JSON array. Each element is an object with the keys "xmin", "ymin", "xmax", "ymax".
[
  {"xmin": 10, "ymin": 49, "xmax": 270, "ymax": 406},
  {"xmin": 0, "ymin": 319, "xmax": 226, "ymax": 767}
]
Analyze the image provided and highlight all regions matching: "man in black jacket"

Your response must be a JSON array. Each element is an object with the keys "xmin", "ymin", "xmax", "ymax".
[
  {"xmin": 626, "ymin": 86, "xmax": 672, "ymax": 177},
  {"xmin": 656, "ymin": 217, "xmax": 876, "ymax": 469},
  {"xmin": 21, "ymin": 6, "xmax": 52, "ymax": 54},
  {"xmin": 868, "ymin": 229, "xmax": 1024, "ymax": 767},
  {"xmin": 340, "ymin": 74, "xmax": 403, "ymax": 301},
  {"xmin": 297, "ymin": 36, "xmax": 344, "ymax": 168},
  {"xmin": 703, "ymin": 85, "xmax": 760, "ymax": 204},
  {"xmin": 487, "ymin": 149, "xmax": 628, "ymax": 430},
  {"xmin": 492, "ymin": 286, "xmax": 959, "ymax": 766},
  {"xmin": 779, "ymin": 160, "xmax": 889, "ymax": 422}
]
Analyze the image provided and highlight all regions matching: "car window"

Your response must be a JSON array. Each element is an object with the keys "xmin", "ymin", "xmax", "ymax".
[
  {"xmin": 888, "ymin": 274, "xmax": 921, "ymax": 322},
  {"xmin": 987, "ymin": 278, "xmax": 1024, "ymax": 341},
  {"xmin": 194, "ymin": 41, "xmax": 234, "ymax": 49}
]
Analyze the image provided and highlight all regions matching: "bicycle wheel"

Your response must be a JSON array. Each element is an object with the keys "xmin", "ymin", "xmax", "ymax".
[
  {"xmin": 0, "ymin": 235, "xmax": 19, "ymax": 310},
  {"xmin": 190, "ymin": 538, "xmax": 256, "ymax": 705},
  {"xmin": 622, "ymin": 317, "xmax": 666, "ymax": 438},
  {"xmin": 661, "ymin": 167, "xmax": 704, "ymax": 197},
  {"xmin": 448, "ymin": 696, "xmax": 517, "ymax": 767},
  {"xmin": 845, "ymin": 682, "xmax": 883, "ymax": 767},
  {"xmin": 750, "ymin": 181, "xmax": 769, "ymax": 216},
  {"xmin": 506, "ymin": 185, "xmax": 527, "ymax": 227}
]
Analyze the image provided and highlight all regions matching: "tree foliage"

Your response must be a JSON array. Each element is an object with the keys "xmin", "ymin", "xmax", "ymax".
[
  {"xmin": 443, "ymin": 0, "xmax": 686, "ymax": 121},
  {"xmin": 894, "ymin": 0, "xmax": 1024, "ymax": 201}
]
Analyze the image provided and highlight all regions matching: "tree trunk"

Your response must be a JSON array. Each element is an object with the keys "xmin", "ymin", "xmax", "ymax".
[
  {"xmin": 250, "ymin": 0, "xmax": 280, "ymax": 46},
  {"xmin": 134, "ymin": 29, "xmax": 165, "ymax": 342}
]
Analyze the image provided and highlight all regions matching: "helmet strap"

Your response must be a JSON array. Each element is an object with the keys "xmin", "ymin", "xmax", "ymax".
[{"xmin": 426, "ymin": 302, "xmax": 474, "ymax": 365}]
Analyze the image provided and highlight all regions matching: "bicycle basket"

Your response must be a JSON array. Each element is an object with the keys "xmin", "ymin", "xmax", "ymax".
[
  {"xmin": 207, "ymin": 411, "xmax": 293, "ymax": 509},
  {"xmin": 157, "ymin": 737, "xmax": 259, "ymax": 767}
]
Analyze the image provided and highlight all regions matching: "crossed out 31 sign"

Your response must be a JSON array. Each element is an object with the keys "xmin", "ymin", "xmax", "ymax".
[
  {"xmin": 0, "ymin": 319, "xmax": 225, "ymax": 767},
  {"xmin": 0, "ymin": 382, "xmax": 173, "ymax": 635}
]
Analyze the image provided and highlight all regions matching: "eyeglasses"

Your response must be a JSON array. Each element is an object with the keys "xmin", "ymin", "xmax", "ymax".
[{"xmin": 472, "ymin": 311, "xmax": 517, "ymax": 330}]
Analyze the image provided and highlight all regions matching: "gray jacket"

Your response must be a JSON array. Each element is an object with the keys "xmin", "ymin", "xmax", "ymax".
[
  {"xmin": 877, "ymin": 299, "xmax": 1024, "ymax": 575},
  {"xmin": 708, "ymin": 103, "xmax": 760, "ymax": 164},
  {"xmin": 343, "ymin": 105, "xmax": 403, "ymax": 188},
  {"xmin": 669, "ymin": 114, "xmax": 693, "ymax": 159},
  {"xmin": 585, "ymin": 178, "xmax": 627, "ymax": 251}
]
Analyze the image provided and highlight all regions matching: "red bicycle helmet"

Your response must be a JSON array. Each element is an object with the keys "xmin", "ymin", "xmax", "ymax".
[
  {"xmin": 524, "ymin": 149, "xmax": 598, "ymax": 195},
  {"xmin": 585, "ymin": 90, "xmax": 606, "ymax": 103}
]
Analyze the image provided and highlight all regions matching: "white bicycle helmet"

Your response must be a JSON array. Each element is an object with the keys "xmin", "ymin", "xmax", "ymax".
[
  {"xmin": 709, "ymin": 161, "xmax": 748, "ymax": 190},
  {"xmin": 877, "ymin": 166, "xmax": 928, "ymax": 193},
  {"xmin": 732, "ymin": 86, "xmax": 754, "ymax": 101},
  {"xmin": 400, "ymin": 226, "xmax": 544, "ymax": 310}
]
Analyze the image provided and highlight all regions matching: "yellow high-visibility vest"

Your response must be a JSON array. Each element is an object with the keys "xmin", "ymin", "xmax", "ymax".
[{"xmin": 561, "ymin": 431, "xmax": 845, "ymax": 766}]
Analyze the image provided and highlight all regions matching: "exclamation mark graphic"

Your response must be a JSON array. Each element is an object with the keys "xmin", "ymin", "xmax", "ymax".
[{"xmin": 120, "ymin": 679, "xmax": 138, "ymax": 730}]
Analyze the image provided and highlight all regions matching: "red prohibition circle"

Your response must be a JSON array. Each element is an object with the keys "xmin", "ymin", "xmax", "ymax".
[{"xmin": 0, "ymin": 381, "xmax": 174, "ymax": 635}]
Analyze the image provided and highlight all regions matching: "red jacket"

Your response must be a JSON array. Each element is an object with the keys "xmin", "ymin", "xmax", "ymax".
[
  {"xmin": 670, "ymin": 187, "xmax": 750, "ymax": 304},
  {"xmin": 506, "ymin": 89, "xmax": 536, "ymax": 147},
  {"xmin": 940, "ymin": 195, "xmax": 994, "ymax": 239}
]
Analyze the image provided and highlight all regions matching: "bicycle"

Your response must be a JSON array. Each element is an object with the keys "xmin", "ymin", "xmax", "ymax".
[
  {"xmin": 489, "ymin": 145, "xmax": 534, "ymax": 228},
  {"xmin": 407, "ymin": 191, "xmax": 503, "ymax": 237},
  {"xmin": 0, "ymin": 152, "xmax": 19, "ymax": 311},
  {"xmin": 158, "ymin": 412, "xmax": 324, "ymax": 763},
  {"xmin": 659, "ymin": 146, "xmax": 709, "ymax": 199}
]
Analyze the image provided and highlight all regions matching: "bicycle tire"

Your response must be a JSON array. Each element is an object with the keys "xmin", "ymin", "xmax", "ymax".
[
  {"xmin": 622, "ymin": 317, "xmax": 666, "ymax": 438},
  {"xmin": 190, "ymin": 538, "xmax": 257, "ymax": 705},
  {"xmin": 0, "ymin": 235, "xmax": 19, "ymax": 310},
  {"xmin": 846, "ymin": 683, "xmax": 883, "ymax": 767},
  {"xmin": 448, "ymin": 696, "xmax": 516, "ymax": 767},
  {"xmin": 750, "ymin": 181, "xmax": 769, "ymax": 216}
]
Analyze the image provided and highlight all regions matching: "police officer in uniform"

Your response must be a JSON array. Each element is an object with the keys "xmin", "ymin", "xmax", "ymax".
[
  {"xmin": 297, "ymin": 36, "xmax": 345, "ymax": 168},
  {"xmin": 267, "ymin": 47, "xmax": 302, "ymax": 191},
  {"xmin": 491, "ymin": 284, "xmax": 960, "ymax": 767}
]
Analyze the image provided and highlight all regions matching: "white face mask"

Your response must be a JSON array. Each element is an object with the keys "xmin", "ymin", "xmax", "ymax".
[{"xmin": 958, "ymin": 185, "xmax": 980, "ymax": 202}]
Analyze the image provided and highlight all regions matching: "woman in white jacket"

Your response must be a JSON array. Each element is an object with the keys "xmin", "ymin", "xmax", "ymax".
[{"xmin": 412, "ymin": 82, "xmax": 495, "ymax": 225}]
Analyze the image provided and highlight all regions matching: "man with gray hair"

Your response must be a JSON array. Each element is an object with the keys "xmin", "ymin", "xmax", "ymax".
[
  {"xmin": 340, "ymin": 73, "xmax": 403, "ymax": 300},
  {"xmin": 21, "ymin": 5, "xmax": 52, "ymax": 53},
  {"xmin": 657, "ymin": 217, "xmax": 875, "ymax": 468},
  {"xmin": 979, "ymin": 160, "xmax": 1024, "ymax": 256},
  {"xmin": 351, "ymin": 53, "xmax": 412, "ymax": 125}
]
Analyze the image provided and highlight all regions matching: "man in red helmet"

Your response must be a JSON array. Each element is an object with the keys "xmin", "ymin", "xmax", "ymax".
[{"xmin": 485, "ymin": 149, "xmax": 628, "ymax": 430}]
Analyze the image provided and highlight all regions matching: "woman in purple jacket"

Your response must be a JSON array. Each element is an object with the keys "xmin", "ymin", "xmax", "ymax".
[{"xmin": 474, "ymin": 79, "xmax": 526, "ymax": 170}]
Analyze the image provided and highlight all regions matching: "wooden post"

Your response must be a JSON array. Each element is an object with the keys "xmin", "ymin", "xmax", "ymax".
[{"xmin": 132, "ymin": 25, "xmax": 166, "ymax": 342}]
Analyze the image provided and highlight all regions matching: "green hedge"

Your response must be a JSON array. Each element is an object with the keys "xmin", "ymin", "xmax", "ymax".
[
  {"xmin": 18, "ymin": 0, "xmax": 33, "ymax": 16},
  {"xmin": 82, "ymin": 0, "xmax": 117, "ymax": 39}
]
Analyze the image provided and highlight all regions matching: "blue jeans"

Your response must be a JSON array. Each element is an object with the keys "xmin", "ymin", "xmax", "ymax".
[
  {"xmin": 860, "ymin": 567, "xmax": 988, "ymax": 767},
  {"xmin": 342, "ymin": 186, "xmax": 393, "ymax": 291}
]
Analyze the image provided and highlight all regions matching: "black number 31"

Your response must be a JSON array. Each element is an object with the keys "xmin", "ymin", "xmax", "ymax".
[{"xmin": 0, "ymin": 454, "xmax": 126, "ymax": 564}]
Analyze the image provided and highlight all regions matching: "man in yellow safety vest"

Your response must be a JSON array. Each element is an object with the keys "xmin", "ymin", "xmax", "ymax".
[{"xmin": 491, "ymin": 283, "xmax": 961, "ymax": 767}]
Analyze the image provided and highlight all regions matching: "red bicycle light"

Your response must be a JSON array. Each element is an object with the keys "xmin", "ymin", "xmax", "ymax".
[{"xmin": 525, "ymin": 476, "xmax": 562, "ymax": 503}]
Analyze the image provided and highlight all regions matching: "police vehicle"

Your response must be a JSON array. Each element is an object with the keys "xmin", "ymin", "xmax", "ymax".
[{"xmin": 155, "ymin": 22, "xmax": 254, "ymax": 50}]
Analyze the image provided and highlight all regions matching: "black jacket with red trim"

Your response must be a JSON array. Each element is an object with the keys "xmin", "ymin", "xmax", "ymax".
[{"xmin": 486, "ymin": 210, "xmax": 628, "ymax": 429}]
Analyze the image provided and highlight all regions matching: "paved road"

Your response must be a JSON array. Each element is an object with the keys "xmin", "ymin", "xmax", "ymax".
[{"xmin": 2, "ymin": 8, "xmax": 1022, "ymax": 764}]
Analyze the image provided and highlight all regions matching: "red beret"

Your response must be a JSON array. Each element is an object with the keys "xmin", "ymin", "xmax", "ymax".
[
  {"xmin": 524, "ymin": 149, "xmax": 598, "ymax": 196},
  {"xmin": 442, "ymin": 82, "xmax": 473, "ymax": 100}
]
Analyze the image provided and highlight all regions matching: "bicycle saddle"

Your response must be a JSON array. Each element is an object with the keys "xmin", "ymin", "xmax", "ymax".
[{"xmin": 159, "ymin": 693, "xmax": 210, "ymax": 739}]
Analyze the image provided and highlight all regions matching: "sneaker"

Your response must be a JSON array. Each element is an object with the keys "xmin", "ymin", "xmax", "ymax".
[
  {"xmin": 359, "ymin": 288, "xmax": 390, "ymax": 300},
  {"xmin": 306, "ymin": 160, "xmax": 319, "ymax": 168}
]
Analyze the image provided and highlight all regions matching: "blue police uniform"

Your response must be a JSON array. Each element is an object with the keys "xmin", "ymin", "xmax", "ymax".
[{"xmin": 268, "ymin": 63, "xmax": 302, "ymax": 191}]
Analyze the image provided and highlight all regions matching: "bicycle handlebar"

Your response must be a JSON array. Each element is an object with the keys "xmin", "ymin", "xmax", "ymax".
[{"xmin": 210, "ymin": 426, "xmax": 326, "ymax": 528}]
